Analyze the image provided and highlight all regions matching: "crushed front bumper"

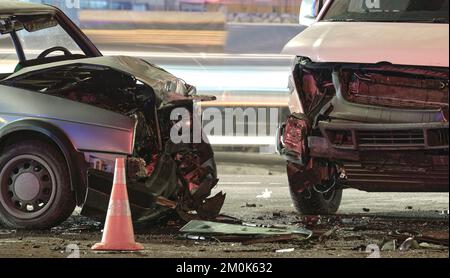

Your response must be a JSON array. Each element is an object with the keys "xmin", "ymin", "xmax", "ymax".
[
  {"xmin": 278, "ymin": 120, "xmax": 449, "ymax": 160},
  {"xmin": 277, "ymin": 118, "xmax": 449, "ymax": 192}
]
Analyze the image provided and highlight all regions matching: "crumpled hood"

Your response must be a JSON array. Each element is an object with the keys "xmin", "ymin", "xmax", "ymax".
[
  {"xmin": 282, "ymin": 22, "xmax": 449, "ymax": 68},
  {"xmin": 87, "ymin": 56, "xmax": 187, "ymax": 97},
  {"xmin": 7, "ymin": 56, "xmax": 191, "ymax": 104}
]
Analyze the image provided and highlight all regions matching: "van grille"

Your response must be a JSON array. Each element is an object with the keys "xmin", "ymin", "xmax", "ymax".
[{"xmin": 357, "ymin": 130, "xmax": 425, "ymax": 147}]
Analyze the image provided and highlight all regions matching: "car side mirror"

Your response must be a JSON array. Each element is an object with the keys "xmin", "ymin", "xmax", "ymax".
[{"xmin": 299, "ymin": 0, "xmax": 325, "ymax": 26}]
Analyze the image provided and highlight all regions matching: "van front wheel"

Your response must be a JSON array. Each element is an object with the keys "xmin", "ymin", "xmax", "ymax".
[{"xmin": 287, "ymin": 162, "xmax": 342, "ymax": 215}]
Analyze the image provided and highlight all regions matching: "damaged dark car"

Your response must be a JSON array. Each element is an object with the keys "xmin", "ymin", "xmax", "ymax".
[
  {"xmin": 0, "ymin": 2, "xmax": 223, "ymax": 229},
  {"xmin": 278, "ymin": 0, "xmax": 449, "ymax": 214}
]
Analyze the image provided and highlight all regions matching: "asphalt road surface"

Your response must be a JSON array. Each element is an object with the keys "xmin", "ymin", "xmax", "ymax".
[
  {"xmin": 225, "ymin": 23, "xmax": 307, "ymax": 54},
  {"xmin": 215, "ymin": 152, "xmax": 449, "ymax": 219},
  {"xmin": 214, "ymin": 175, "xmax": 449, "ymax": 220},
  {"xmin": 0, "ymin": 154, "xmax": 448, "ymax": 258}
]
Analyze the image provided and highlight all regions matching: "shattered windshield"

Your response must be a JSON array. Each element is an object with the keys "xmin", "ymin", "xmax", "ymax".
[{"xmin": 322, "ymin": 0, "xmax": 449, "ymax": 23}]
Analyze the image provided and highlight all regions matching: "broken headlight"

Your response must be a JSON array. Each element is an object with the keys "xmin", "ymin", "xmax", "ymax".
[{"xmin": 165, "ymin": 79, "xmax": 197, "ymax": 97}]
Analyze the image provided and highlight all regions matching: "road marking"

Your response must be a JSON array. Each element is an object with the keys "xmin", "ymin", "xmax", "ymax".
[
  {"xmin": 199, "ymin": 101, "xmax": 288, "ymax": 107},
  {"xmin": 228, "ymin": 22, "xmax": 301, "ymax": 27},
  {"xmin": 219, "ymin": 182, "xmax": 262, "ymax": 185},
  {"xmin": 208, "ymin": 136, "xmax": 275, "ymax": 146}
]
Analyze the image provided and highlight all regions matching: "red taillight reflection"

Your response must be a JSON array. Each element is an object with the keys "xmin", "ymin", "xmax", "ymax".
[{"xmin": 283, "ymin": 116, "xmax": 308, "ymax": 155}]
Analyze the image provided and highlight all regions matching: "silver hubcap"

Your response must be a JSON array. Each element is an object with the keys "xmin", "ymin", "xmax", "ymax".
[{"xmin": 14, "ymin": 173, "xmax": 40, "ymax": 201}]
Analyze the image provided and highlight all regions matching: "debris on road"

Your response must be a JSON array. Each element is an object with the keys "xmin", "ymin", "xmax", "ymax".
[
  {"xmin": 214, "ymin": 215, "xmax": 243, "ymax": 225},
  {"xmin": 242, "ymin": 203, "xmax": 257, "ymax": 208},
  {"xmin": 319, "ymin": 227, "xmax": 339, "ymax": 243},
  {"xmin": 341, "ymin": 218, "xmax": 358, "ymax": 225},
  {"xmin": 399, "ymin": 237, "xmax": 420, "ymax": 251},
  {"xmin": 395, "ymin": 229, "xmax": 422, "ymax": 238},
  {"xmin": 0, "ymin": 230, "xmax": 15, "ymax": 235},
  {"xmin": 180, "ymin": 220, "xmax": 312, "ymax": 236},
  {"xmin": 389, "ymin": 229, "xmax": 449, "ymax": 247},
  {"xmin": 381, "ymin": 240, "xmax": 396, "ymax": 251},
  {"xmin": 275, "ymin": 248, "xmax": 295, "ymax": 253},
  {"xmin": 0, "ymin": 211, "xmax": 448, "ymax": 258},
  {"xmin": 418, "ymin": 234, "xmax": 449, "ymax": 247},
  {"xmin": 181, "ymin": 235, "xmax": 208, "ymax": 241},
  {"xmin": 419, "ymin": 242, "xmax": 447, "ymax": 250},
  {"xmin": 179, "ymin": 220, "xmax": 312, "ymax": 244},
  {"xmin": 256, "ymin": 189, "xmax": 272, "ymax": 199},
  {"xmin": 362, "ymin": 208, "xmax": 371, "ymax": 212},
  {"xmin": 303, "ymin": 215, "xmax": 322, "ymax": 227},
  {"xmin": 241, "ymin": 234, "xmax": 304, "ymax": 245},
  {"xmin": 272, "ymin": 212, "xmax": 282, "ymax": 218},
  {"xmin": 352, "ymin": 244, "xmax": 367, "ymax": 252},
  {"xmin": 341, "ymin": 217, "xmax": 371, "ymax": 231}
]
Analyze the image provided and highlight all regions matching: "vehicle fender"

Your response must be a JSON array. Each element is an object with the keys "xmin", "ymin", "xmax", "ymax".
[{"xmin": 0, "ymin": 119, "xmax": 87, "ymax": 205}]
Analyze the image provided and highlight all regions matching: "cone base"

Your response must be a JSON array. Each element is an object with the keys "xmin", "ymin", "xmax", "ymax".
[{"xmin": 92, "ymin": 241, "xmax": 144, "ymax": 251}]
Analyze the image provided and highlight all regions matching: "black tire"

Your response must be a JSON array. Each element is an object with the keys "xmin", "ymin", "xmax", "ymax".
[
  {"xmin": 289, "ymin": 186, "xmax": 342, "ymax": 215},
  {"xmin": 0, "ymin": 140, "xmax": 76, "ymax": 229},
  {"xmin": 288, "ymin": 163, "xmax": 342, "ymax": 215}
]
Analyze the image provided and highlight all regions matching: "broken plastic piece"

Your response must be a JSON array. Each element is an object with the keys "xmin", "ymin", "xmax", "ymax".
[
  {"xmin": 275, "ymin": 248, "xmax": 295, "ymax": 253},
  {"xmin": 399, "ymin": 237, "xmax": 420, "ymax": 251},
  {"xmin": 179, "ymin": 220, "xmax": 312, "ymax": 238},
  {"xmin": 381, "ymin": 240, "xmax": 396, "ymax": 251},
  {"xmin": 256, "ymin": 189, "xmax": 272, "ymax": 199}
]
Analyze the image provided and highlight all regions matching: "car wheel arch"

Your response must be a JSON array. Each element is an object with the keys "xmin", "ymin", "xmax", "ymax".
[{"xmin": 0, "ymin": 120, "xmax": 87, "ymax": 205}]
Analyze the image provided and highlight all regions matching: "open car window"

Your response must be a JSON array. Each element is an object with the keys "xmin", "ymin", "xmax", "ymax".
[
  {"xmin": 16, "ymin": 22, "xmax": 84, "ymax": 60},
  {"xmin": 0, "ymin": 35, "xmax": 18, "ymax": 75},
  {"xmin": 1, "ymin": 11, "xmax": 90, "ymax": 76}
]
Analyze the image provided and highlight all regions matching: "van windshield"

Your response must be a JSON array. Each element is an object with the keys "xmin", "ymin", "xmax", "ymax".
[{"xmin": 322, "ymin": 0, "xmax": 449, "ymax": 23}]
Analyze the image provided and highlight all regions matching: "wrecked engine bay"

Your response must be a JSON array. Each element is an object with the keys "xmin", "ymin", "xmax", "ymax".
[
  {"xmin": 281, "ymin": 58, "xmax": 449, "ymax": 193},
  {"xmin": 1, "ymin": 58, "xmax": 225, "ymax": 224}
]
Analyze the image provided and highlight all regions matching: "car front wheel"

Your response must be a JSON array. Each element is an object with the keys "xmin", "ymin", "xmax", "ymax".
[
  {"xmin": 0, "ymin": 140, "xmax": 76, "ymax": 229},
  {"xmin": 287, "ymin": 162, "xmax": 342, "ymax": 215}
]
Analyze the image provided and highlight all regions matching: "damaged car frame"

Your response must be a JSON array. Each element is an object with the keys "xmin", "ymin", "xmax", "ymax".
[
  {"xmin": 278, "ymin": 0, "xmax": 449, "ymax": 214},
  {"xmin": 0, "ymin": 2, "xmax": 224, "ymax": 229}
]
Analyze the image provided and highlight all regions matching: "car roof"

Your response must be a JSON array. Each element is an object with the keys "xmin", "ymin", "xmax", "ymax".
[{"xmin": 0, "ymin": 1, "xmax": 57, "ymax": 16}]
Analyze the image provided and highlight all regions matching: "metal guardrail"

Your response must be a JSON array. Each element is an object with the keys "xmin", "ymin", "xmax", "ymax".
[{"xmin": 84, "ymin": 29, "xmax": 227, "ymax": 46}]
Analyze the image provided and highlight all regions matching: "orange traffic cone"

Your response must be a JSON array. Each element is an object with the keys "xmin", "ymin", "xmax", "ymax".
[{"xmin": 92, "ymin": 158, "xmax": 144, "ymax": 251}]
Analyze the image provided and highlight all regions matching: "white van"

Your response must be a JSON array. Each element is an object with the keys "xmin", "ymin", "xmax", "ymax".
[{"xmin": 278, "ymin": 0, "xmax": 449, "ymax": 214}]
